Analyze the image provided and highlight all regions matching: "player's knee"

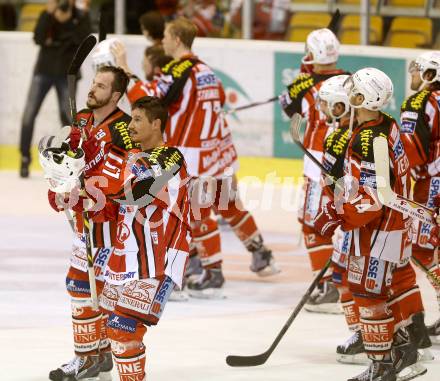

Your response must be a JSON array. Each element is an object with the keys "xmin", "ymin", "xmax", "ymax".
[
  {"xmin": 66, "ymin": 272, "xmax": 90, "ymax": 299},
  {"xmin": 107, "ymin": 312, "xmax": 146, "ymax": 357}
]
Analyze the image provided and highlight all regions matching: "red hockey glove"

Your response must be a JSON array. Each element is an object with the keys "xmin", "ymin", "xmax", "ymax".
[
  {"xmin": 69, "ymin": 127, "xmax": 82, "ymax": 151},
  {"xmin": 313, "ymin": 201, "xmax": 342, "ymax": 238}
]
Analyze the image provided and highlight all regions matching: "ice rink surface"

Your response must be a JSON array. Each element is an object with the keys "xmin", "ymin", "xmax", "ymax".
[{"xmin": 0, "ymin": 172, "xmax": 439, "ymax": 381}]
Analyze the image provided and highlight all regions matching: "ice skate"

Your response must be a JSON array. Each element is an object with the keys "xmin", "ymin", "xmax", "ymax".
[
  {"xmin": 187, "ymin": 268, "xmax": 225, "ymax": 299},
  {"xmin": 304, "ymin": 281, "xmax": 343, "ymax": 314},
  {"xmin": 249, "ymin": 246, "xmax": 280, "ymax": 277},
  {"xmin": 49, "ymin": 355, "xmax": 100, "ymax": 381},
  {"xmin": 184, "ymin": 255, "xmax": 203, "ymax": 283},
  {"xmin": 98, "ymin": 352, "xmax": 113, "ymax": 381},
  {"xmin": 393, "ymin": 330, "xmax": 427, "ymax": 381},
  {"xmin": 407, "ymin": 312, "xmax": 433, "ymax": 362},
  {"xmin": 426, "ymin": 317, "xmax": 440, "ymax": 345},
  {"xmin": 336, "ymin": 330, "xmax": 368, "ymax": 364},
  {"xmin": 169, "ymin": 285, "xmax": 189, "ymax": 302},
  {"xmin": 347, "ymin": 360, "xmax": 396, "ymax": 381}
]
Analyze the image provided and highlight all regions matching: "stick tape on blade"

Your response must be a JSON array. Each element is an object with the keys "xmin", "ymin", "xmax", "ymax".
[{"xmin": 68, "ymin": 35, "xmax": 97, "ymax": 75}]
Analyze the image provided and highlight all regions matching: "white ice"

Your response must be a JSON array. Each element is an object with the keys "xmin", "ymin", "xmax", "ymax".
[{"xmin": 0, "ymin": 172, "xmax": 439, "ymax": 381}]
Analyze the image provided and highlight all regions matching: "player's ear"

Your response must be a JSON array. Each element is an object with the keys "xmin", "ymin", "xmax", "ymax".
[
  {"xmin": 112, "ymin": 91, "xmax": 122, "ymax": 103},
  {"xmin": 152, "ymin": 118, "xmax": 161, "ymax": 132}
]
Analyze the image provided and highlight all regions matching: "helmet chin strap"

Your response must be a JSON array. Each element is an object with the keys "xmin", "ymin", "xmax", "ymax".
[
  {"xmin": 348, "ymin": 107, "xmax": 355, "ymax": 138},
  {"xmin": 301, "ymin": 55, "xmax": 315, "ymax": 65}
]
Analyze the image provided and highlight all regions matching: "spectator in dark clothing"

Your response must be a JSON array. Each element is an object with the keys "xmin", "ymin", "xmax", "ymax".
[{"xmin": 19, "ymin": 0, "xmax": 91, "ymax": 178}]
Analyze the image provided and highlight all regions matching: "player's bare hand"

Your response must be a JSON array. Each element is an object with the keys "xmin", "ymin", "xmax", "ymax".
[{"xmin": 111, "ymin": 41, "xmax": 131, "ymax": 74}]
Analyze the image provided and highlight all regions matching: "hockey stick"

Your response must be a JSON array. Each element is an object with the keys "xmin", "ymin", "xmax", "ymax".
[
  {"xmin": 224, "ymin": 96, "xmax": 278, "ymax": 115},
  {"xmin": 226, "ymin": 257, "xmax": 331, "ymax": 367},
  {"xmin": 67, "ymin": 35, "xmax": 97, "ymax": 124},
  {"xmin": 98, "ymin": 12, "xmax": 107, "ymax": 42},
  {"xmin": 289, "ymin": 113, "xmax": 344, "ymax": 193},
  {"xmin": 372, "ymin": 137, "xmax": 435, "ymax": 225},
  {"xmin": 67, "ymin": 34, "xmax": 99, "ymax": 310}
]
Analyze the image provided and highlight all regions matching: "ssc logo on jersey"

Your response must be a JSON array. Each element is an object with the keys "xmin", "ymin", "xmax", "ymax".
[{"xmin": 196, "ymin": 72, "xmax": 217, "ymax": 88}]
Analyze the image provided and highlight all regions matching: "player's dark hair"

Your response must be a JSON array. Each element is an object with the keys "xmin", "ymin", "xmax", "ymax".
[
  {"xmin": 144, "ymin": 45, "xmax": 173, "ymax": 70},
  {"xmin": 139, "ymin": 11, "xmax": 165, "ymax": 41},
  {"xmin": 166, "ymin": 18, "xmax": 197, "ymax": 49},
  {"xmin": 132, "ymin": 96, "xmax": 168, "ymax": 133},
  {"xmin": 97, "ymin": 66, "xmax": 129, "ymax": 99}
]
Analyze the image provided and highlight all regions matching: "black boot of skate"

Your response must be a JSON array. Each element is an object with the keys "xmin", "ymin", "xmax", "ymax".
[
  {"xmin": 98, "ymin": 352, "xmax": 113, "ymax": 381},
  {"xmin": 407, "ymin": 312, "xmax": 433, "ymax": 361},
  {"xmin": 247, "ymin": 234, "xmax": 280, "ymax": 277},
  {"xmin": 49, "ymin": 355, "xmax": 100, "ymax": 381},
  {"xmin": 392, "ymin": 329, "xmax": 427, "ymax": 381},
  {"xmin": 426, "ymin": 317, "xmax": 440, "ymax": 344},
  {"xmin": 187, "ymin": 267, "xmax": 225, "ymax": 299},
  {"xmin": 336, "ymin": 330, "xmax": 368, "ymax": 364},
  {"xmin": 347, "ymin": 360, "xmax": 396, "ymax": 381},
  {"xmin": 304, "ymin": 280, "xmax": 342, "ymax": 314}
]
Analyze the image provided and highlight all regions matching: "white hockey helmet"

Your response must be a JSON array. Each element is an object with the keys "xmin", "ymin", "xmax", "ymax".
[
  {"xmin": 38, "ymin": 132, "xmax": 85, "ymax": 194},
  {"xmin": 91, "ymin": 38, "xmax": 121, "ymax": 71},
  {"xmin": 409, "ymin": 51, "xmax": 440, "ymax": 84},
  {"xmin": 302, "ymin": 28, "xmax": 340, "ymax": 65},
  {"xmin": 344, "ymin": 68, "xmax": 393, "ymax": 111},
  {"xmin": 318, "ymin": 75, "xmax": 350, "ymax": 119}
]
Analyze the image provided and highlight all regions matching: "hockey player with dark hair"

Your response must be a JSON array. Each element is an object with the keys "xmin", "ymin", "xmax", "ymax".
[
  {"xmin": 313, "ymin": 68, "xmax": 427, "ymax": 381},
  {"xmin": 400, "ymin": 51, "xmax": 440, "ymax": 345},
  {"xmin": 279, "ymin": 28, "xmax": 350, "ymax": 313},
  {"xmin": 40, "ymin": 65, "xmax": 134, "ymax": 381},
  {"xmin": 84, "ymin": 96, "xmax": 192, "ymax": 381}
]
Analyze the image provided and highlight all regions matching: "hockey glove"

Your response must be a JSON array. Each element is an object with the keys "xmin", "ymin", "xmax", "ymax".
[{"xmin": 313, "ymin": 201, "xmax": 342, "ymax": 238}]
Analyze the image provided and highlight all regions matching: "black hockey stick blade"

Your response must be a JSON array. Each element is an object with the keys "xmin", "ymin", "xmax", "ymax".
[
  {"xmin": 67, "ymin": 35, "xmax": 97, "ymax": 123},
  {"xmin": 68, "ymin": 34, "xmax": 97, "ymax": 75},
  {"xmin": 327, "ymin": 8, "xmax": 341, "ymax": 33},
  {"xmin": 98, "ymin": 12, "xmax": 107, "ymax": 42},
  {"xmin": 226, "ymin": 258, "xmax": 332, "ymax": 367}
]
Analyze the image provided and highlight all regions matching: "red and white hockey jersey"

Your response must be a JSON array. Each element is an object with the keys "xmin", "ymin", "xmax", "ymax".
[{"xmin": 88, "ymin": 144, "xmax": 191, "ymax": 288}]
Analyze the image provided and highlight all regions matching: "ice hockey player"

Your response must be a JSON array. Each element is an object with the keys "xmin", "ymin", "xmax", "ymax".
[
  {"xmin": 279, "ymin": 28, "xmax": 349, "ymax": 313},
  {"xmin": 86, "ymin": 96, "xmax": 191, "ymax": 381},
  {"xmin": 151, "ymin": 17, "xmax": 278, "ymax": 297},
  {"xmin": 400, "ymin": 51, "xmax": 440, "ymax": 345},
  {"xmin": 314, "ymin": 68, "xmax": 427, "ymax": 381},
  {"xmin": 41, "ymin": 65, "xmax": 134, "ymax": 381},
  {"xmin": 314, "ymin": 74, "xmax": 366, "ymax": 359},
  {"xmin": 318, "ymin": 76, "xmax": 432, "ymax": 366}
]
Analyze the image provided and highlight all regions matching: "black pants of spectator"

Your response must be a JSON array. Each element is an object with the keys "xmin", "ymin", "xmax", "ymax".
[{"xmin": 19, "ymin": 73, "xmax": 70, "ymax": 161}]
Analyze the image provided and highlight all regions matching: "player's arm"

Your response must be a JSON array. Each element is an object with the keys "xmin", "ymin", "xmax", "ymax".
[
  {"xmin": 279, "ymin": 73, "xmax": 314, "ymax": 118},
  {"xmin": 111, "ymin": 148, "xmax": 186, "ymax": 208}
]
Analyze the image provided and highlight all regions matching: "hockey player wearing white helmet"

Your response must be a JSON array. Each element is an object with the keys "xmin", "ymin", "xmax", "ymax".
[
  {"xmin": 279, "ymin": 28, "xmax": 349, "ymax": 314},
  {"xmin": 314, "ymin": 68, "xmax": 427, "ymax": 380},
  {"xmin": 401, "ymin": 51, "xmax": 440, "ymax": 346},
  {"xmin": 302, "ymin": 28, "xmax": 340, "ymax": 66}
]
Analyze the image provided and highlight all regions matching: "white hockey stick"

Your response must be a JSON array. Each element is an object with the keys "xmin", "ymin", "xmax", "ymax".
[{"xmin": 372, "ymin": 137, "xmax": 435, "ymax": 225}]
